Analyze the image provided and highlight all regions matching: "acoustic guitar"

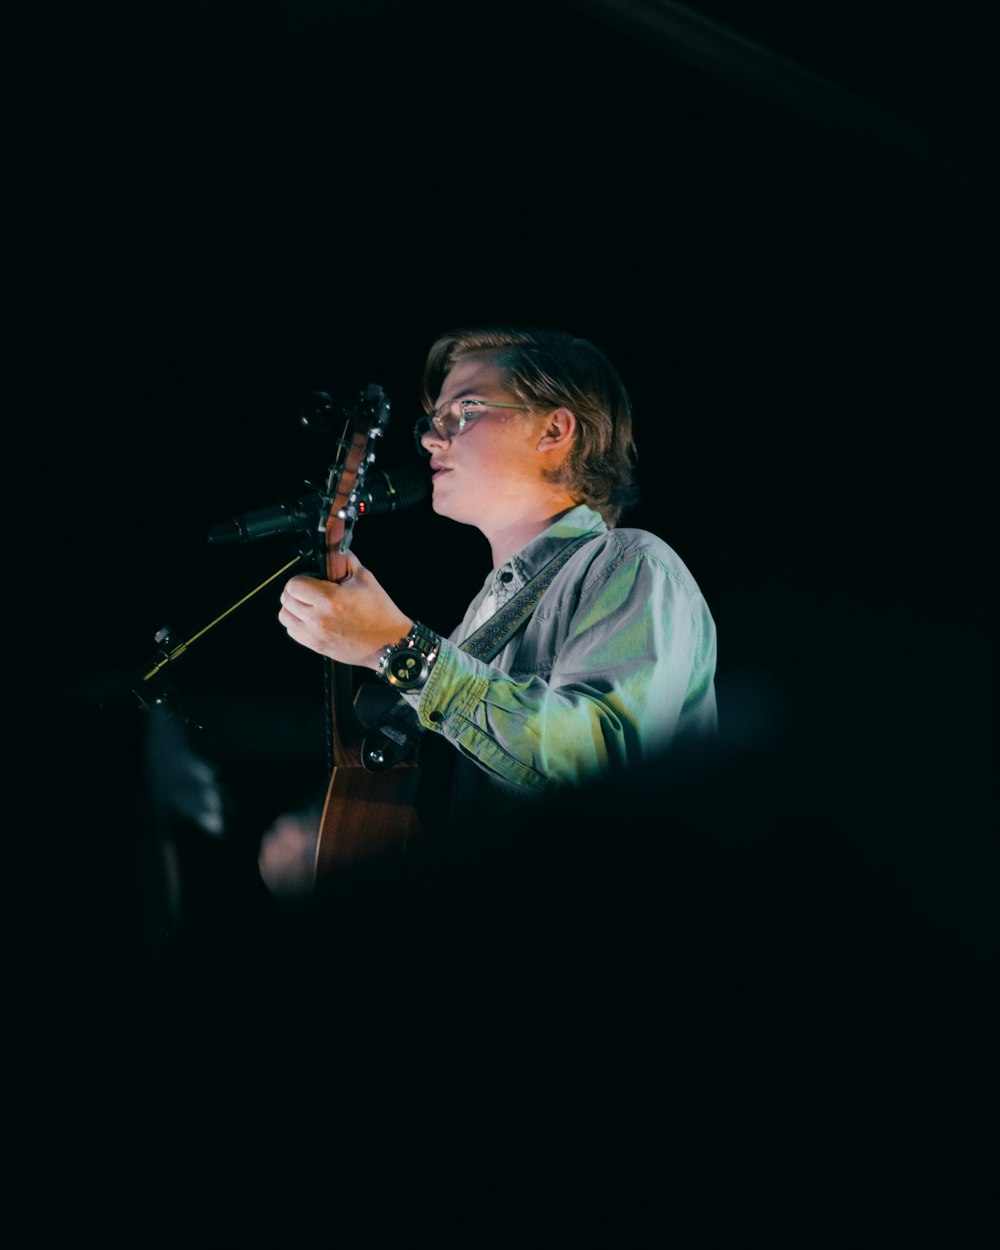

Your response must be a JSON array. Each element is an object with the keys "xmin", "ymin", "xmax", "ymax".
[{"xmin": 311, "ymin": 384, "xmax": 425, "ymax": 884}]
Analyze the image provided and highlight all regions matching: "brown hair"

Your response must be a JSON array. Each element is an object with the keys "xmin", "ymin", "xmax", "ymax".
[{"xmin": 422, "ymin": 325, "xmax": 639, "ymax": 526}]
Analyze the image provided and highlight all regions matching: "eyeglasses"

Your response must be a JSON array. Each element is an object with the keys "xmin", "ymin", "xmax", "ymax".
[{"xmin": 413, "ymin": 398, "xmax": 530, "ymax": 453}]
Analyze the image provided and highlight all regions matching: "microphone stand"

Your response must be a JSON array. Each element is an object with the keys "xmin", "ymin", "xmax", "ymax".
[
  {"xmin": 127, "ymin": 386, "xmax": 415, "ymax": 731},
  {"xmin": 129, "ymin": 456, "xmax": 408, "ymax": 719}
]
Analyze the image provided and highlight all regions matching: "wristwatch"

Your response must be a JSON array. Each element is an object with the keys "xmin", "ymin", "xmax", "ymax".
[{"xmin": 377, "ymin": 621, "xmax": 440, "ymax": 692}]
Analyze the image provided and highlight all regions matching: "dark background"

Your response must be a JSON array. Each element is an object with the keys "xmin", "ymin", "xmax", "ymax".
[{"xmin": 6, "ymin": 1, "xmax": 996, "ymax": 1238}]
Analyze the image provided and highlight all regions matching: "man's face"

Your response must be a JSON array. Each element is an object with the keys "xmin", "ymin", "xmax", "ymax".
[{"xmin": 422, "ymin": 352, "xmax": 546, "ymax": 528}]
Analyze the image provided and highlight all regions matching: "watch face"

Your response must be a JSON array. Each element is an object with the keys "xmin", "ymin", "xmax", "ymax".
[{"xmin": 386, "ymin": 647, "xmax": 428, "ymax": 688}]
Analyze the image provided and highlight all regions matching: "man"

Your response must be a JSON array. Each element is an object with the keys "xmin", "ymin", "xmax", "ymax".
[{"xmin": 278, "ymin": 325, "xmax": 717, "ymax": 834}]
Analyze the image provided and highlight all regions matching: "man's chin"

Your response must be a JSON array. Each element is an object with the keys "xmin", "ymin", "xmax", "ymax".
[{"xmin": 431, "ymin": 491, "xmax": 474, "ymax": 527}]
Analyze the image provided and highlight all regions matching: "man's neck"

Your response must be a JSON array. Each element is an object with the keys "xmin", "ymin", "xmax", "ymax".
[{"xmin": 486, "ymin": 502, "xmax": 578, "ymax": 569}]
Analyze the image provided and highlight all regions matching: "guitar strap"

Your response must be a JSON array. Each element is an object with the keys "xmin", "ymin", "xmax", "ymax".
[{"xmin": 358, "ymin": 531, "xmax": 598, "ymax": 770}]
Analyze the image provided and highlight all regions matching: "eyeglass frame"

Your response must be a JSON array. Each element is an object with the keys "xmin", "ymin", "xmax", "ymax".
[{"xmin": 413, "ymin": 398, "xmax": 531, "ymax": 454}]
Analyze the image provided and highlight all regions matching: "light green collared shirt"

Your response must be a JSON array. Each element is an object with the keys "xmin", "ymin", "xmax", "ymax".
[{"xmin": 411, "ymin": 505, "xmax": 717, "ymax": 823}]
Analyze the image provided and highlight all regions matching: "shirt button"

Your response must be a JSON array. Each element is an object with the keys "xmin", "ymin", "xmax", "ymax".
[
  {"xmin": 499, "ymin": 570, "xmax": 513, "ymax": 584},
  {"xmin": 428, "ymin": 710, "xmax": 442, "ymax": 723}
]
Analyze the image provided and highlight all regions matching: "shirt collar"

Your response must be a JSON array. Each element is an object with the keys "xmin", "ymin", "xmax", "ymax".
[{"xmin": 492, "ymin": 504, "xmax": 607, "ymax": 602}]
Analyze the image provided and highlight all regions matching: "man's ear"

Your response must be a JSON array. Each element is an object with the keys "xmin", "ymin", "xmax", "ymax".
[{"xmin": 537, "ymin": 406, "xmax": 576, "ymax": 453}]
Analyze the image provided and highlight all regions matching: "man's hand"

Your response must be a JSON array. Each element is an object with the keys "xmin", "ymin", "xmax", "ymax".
[{"xmin": 278, "ymin": 552, "xmax": 413, "ymax": 670}]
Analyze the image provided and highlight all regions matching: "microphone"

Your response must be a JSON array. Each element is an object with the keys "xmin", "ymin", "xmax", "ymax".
[{"xmin": 206, "ymin": 466, "xmax": 428, "ymax": 544}]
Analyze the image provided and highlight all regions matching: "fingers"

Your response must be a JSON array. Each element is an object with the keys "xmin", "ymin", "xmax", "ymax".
[
  {"xmin": 282, "ymin": 555, "xmax": 366, "ymax": 600},
  {"xmin": 277, "ymin": 568, "xmax": 365, "ymax": 664},
  {"xmin": 282, "ymin": 573, "xmax": 330, "ymax": 605},
  {"xmin": 278, "ymin": 557, "xmax": 410, "ymax": 669}
]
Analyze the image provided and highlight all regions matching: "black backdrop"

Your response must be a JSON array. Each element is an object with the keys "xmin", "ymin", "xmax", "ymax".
[{"xmin": 6, "ymin": 1, "xmax": 996, "ymax": 1238}]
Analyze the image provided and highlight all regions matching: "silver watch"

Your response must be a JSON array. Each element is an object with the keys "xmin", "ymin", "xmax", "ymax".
[{"xmin": 377, "ymin": 621, "xmax": 440, "ymax": 691}]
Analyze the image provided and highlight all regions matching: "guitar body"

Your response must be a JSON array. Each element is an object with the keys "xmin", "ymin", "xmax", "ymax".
[
  {"xmin": 314, "ymin": 759, "xmax": 423, "ymax": 877},
  {"xmin": 310, "ymin": 385, "xmax": 425, "ymax": 887}
]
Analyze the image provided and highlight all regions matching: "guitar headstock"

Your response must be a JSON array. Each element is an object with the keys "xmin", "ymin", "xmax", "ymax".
[{"xmin": 320, "ymin": 383, "xmax": 390, "ymax": 581}]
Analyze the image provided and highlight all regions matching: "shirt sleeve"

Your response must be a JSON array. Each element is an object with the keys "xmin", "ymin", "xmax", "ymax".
[{"xmin": 412, "ymin": 546, "xmax": 717, "ymax": 791}]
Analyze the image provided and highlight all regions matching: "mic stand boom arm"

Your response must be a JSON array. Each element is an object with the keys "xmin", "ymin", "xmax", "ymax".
[
  {"xmin": 132, "ymin": 546, "xmax": 312, "ymax": 710},
  {"xmin": 130, "ymin": 541, "xmax": 321, "ymax": 717}
]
